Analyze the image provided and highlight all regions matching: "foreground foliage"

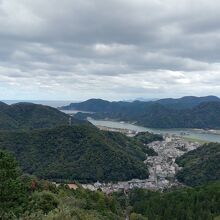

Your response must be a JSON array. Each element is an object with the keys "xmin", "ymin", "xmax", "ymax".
[
  {"xmin": 0, "ymin": 150, "xmax": 124, "ymax": 219},
  {"xmin": 1, "ymin": 150, "xmax": 220, "ymax": 220},
  {"xmin": 129, "ymin": 183, "xmax": 220, "ymax": 220}
]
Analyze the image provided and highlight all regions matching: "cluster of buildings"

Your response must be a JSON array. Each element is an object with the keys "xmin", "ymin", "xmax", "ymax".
[
  {"xmin": 81, "ymin": 135, "xmax": 201, "ymax": 193},
  {"xmin": 145, "ymin": 135, "xmax": 200, "ymax": 188},
  {"xmin": 97, "ymin": 125, "xmax": 137, "ymax": 136},
  {"xmin": 82, "ymin": 179, "xmax": 158, "ymax": 194}
]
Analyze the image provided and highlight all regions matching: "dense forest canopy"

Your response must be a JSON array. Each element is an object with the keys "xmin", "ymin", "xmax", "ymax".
[
  {"xmin": 0, "ymin": 102, "xmax": 82, "ymax": 130},
  {"xmin": 128, "ymin": 184, "xmax": 220, "ymax": 220},
  {"xmin": 0, "ymin": 125, "xmax": 162, "ymax": 183},
  {"xmin": 0, "ymin": 150, "xmax": 125, "ymax": 219},
  {"xmin": 176, "ymin": 142, "xmax": 220, "ymax": 186}
]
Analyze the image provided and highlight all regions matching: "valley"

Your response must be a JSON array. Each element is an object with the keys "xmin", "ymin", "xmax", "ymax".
[
  {"xmin": 1, "ymin": 0, "xmax": 220, "ymax": 217},
  {"xmin": 81, "ymin": 134, "xmax": 201, "ymax": 193},
  {"xmin": 0, "ymin": 98, "xmax": 220, "ymax": 219}
]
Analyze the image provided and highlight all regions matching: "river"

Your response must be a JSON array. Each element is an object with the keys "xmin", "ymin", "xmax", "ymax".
[{"xmin": 88, "ymin": 118, "xmax": 220, "ymax": 143}]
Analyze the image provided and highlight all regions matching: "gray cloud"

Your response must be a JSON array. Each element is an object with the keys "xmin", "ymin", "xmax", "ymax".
[{"xmin": 0, "ymin": 0, "xmax": 220, "ymax": 100}]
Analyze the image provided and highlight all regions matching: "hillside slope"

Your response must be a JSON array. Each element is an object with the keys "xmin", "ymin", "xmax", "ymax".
[
  {"xmin": 0, "ymin": 102, "xmax": 79, "ymax": 130},
  {"xmin": 176, "ymin": 142, "xmax": 220, "ymax": 186},
  {"xmin": 129, "ymin": 182, "xmax": 220, "ymax": 220},
  {"xmin": 0, "ymin": 150, "xmax": 125, "ymax": 220},
  {"xmin": 136, "ymin": 102, "xmax": 220, "ymax": 128},
  {"xmin": 0, "ymin": 125, "xmax": 150, "ymax": 182}
]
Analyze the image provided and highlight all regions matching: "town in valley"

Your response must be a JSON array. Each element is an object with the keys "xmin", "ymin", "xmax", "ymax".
[{"xmin": 80, "ymin": 126, "xmax": 201, "ymax": 194}]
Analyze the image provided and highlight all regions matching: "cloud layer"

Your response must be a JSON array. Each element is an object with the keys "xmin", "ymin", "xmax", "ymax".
[{"xmin": 0, "ymin": 0, "xmax": 220, "ymax": 100}]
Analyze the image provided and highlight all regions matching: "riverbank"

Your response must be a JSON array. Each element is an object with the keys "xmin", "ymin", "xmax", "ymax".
[{"xmin": 88, "ymin": 118, "xmax": 220, "ymax": 143}]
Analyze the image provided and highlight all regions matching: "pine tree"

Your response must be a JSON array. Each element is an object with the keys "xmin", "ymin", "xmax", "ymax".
[{"xmin": 0, "ymin": 150, "xmax": 27, "ymax": 218}]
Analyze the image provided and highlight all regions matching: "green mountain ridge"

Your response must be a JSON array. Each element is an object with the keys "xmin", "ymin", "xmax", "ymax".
[
  {"xmin": 176, "ymin": 142, "xmax": 220, "ymax": 186},
  {"xmin": 0, "ymin": 124, "xmax": 159, "ymax": 183},
  {"xmin": 0, "ymin": 102, "xmax": 80, "ymax": 130}
]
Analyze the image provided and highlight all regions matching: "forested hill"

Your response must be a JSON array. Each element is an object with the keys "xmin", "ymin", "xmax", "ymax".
[
  {"xmin": 129, "ymin": 183, "xmax": 220, "ymax": 220},
  {"xmin": 0, "ymin": 102, "xmax": 82, "ymax": 130},
  {"xmin": 176, "ymin": 142, "xmax": 220, "ymax": 186},
  {"xmin": 59, "ymin": 98, "xmax": 134, "ymax": 112},
  {"xmin": 63, "ymin": 97, "xmax": 220, "ymax": 129},
  {"xmin": 132, "ymin": 101, "xmax": 220, "ymax": 128},
  {"xmin": 0, "ymin": 124, "xmax": 157, "ymax": 182}
]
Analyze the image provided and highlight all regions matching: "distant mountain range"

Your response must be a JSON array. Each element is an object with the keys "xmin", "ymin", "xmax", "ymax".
[
  {"xmin": 154, "ymin": 95, "xmax": 220, "ymax": 109},
  {"xmin": 60, "ymin": 96, "xmax": 220, "ymax": 129},
  {"xmin": 0, "ymin": 102, "xmax": 81, "ymax": 130}
]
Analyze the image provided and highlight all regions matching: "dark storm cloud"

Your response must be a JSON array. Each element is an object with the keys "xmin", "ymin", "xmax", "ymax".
[{"xmin": 0, "ymin": 0, "xmax": 220, "ymax": 100}]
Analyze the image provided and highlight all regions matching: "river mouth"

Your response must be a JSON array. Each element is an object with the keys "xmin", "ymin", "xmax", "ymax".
[{"xmin": 88, "ymin": 118, "xmax": 220, "ymax": 143}]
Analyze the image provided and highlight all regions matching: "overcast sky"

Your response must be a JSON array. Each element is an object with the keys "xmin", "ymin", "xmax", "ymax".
[{"xmin": 0, "ymin": 0, "xmax": 220, "ymax": 101}]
